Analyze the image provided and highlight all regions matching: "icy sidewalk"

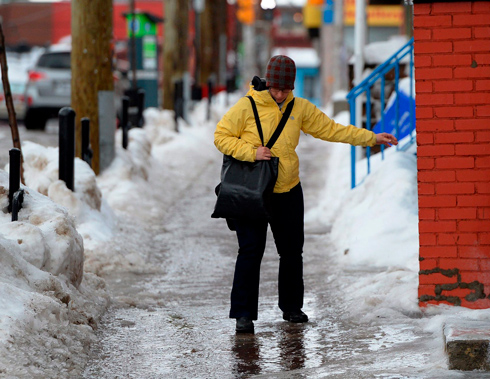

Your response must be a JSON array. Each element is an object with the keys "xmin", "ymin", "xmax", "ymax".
[{"xmin": 81, "ymin": 107, "xmax": 486, "ymax": 378}]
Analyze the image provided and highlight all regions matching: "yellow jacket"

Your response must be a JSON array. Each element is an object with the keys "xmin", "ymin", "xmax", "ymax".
[{"xmin": 214, "ymin": 87, "xmax": 377, "ymax": 193}]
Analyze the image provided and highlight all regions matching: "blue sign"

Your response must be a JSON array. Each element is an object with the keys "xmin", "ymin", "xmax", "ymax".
[
  {"xmin": 323, "ymin": 0, "xmax": 334, "ymax": 24},
  {"xmin": 372, "ymin": 91, "xmax": 415, "ymax": 141}
]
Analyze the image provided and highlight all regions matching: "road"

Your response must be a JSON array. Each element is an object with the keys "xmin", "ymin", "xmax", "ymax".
[{"xmin": 0, "ymin": 119, "xmax": 59, "ymax": 169}]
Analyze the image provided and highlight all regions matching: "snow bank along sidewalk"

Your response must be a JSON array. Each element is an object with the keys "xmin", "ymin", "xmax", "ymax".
[
  {"xmin": 0, "ymin": 95, "xmax": 229, "ymax": 377},
  {"xmin": 309, "ymin": 111, "xmax": 490, "ymax": 373},
  {"xmin": 0, "ymin": 144, "xmax": 109, "ymax": 377}
]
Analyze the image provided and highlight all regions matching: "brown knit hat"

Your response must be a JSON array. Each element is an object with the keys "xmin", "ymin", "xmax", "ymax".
[{"xmin": 265, "ymin": 55, "xmax": 296, "ymax": 90}]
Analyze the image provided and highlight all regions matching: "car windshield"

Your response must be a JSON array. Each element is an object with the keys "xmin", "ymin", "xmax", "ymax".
[{"xmin": 37, "ymin": 52, "xmax": 71, "ymax": 69}]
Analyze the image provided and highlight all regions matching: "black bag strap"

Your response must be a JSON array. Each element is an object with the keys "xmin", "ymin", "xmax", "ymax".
[
  {"xmin": 266, "ymin": 99, "xmax": 295, "ymax": 149},
  {"xmin": 246, "ymin": 96, "xmax": 295, "ymax": 149},
  {"xmin": 247, "ymin": 96, "xmax": 265, "ymax": 146}
]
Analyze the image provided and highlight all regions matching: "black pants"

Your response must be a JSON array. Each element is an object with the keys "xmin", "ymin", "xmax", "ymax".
[{"xmin": 229, "ymin": 183, "xmax": 304, "ymax": 320}]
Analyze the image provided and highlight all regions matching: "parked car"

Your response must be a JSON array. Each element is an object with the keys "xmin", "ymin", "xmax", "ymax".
[
  {"xmin": 0, "ymin": 80, "xmax": 26, "ymax": 121},
  {"xmin": 24, "ymin": 46, "xmax": 71, "ymax": 129},
  {"xmin": 24, "ymin": 46, "xmax": 128, "ymax": 130}
]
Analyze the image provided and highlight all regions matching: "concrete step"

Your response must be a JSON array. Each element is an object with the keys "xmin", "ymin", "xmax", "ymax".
[{"xmin": 444, "ymin": 318, "xmax": 490, "ymax": 371}]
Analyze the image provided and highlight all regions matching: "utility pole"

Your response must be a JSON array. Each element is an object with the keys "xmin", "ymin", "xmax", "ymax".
[
  {"xmin": 321, "ymin": 0, "xmax": 346, "ymax": 105},
  {"xmin": 71, "ymin": 0, "xmax": 115, "ymax": 175},
  {"xmin": 333, "ymin": 0, "xmax": 346, "ymax": 93},
  {"xmin": 320, "ymin": 0, "xmax": 334, "ymax": 105},
  {"xmin": 217, "ymin": 0, "xmax": 227, "ymax": 89},
  {"xmin": 129, "ymin": 0, "xmax": 137, "ymax": 91},
  {"xmin": 236, "ymin": 0, "xmax": 256, "ymax": 91},
  {"xmin": 163, "ymin": 0, "xmax": 189, "ymax": 110}
]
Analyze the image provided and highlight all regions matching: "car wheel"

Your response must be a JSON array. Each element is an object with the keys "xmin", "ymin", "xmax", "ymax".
[{"xmin": 24, "ymin": 109, "xmax": 47, "ymax": 130}]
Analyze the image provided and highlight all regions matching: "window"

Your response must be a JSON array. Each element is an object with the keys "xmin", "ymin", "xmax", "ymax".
[{"xmin": 37, "ymin": 52, "xmax": 71, "ymax": 69}]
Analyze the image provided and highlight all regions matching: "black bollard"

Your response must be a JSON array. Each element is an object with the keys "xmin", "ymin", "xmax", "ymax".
[
  {"xmin": 191, "ymin": 84, "xmax": 202, "ymax": 101},
  {"xmin": 81, "ymin": 117, "xmax": 93, "ymax": 168},
  {"xmin": 121, "ymin": 96, "xmax": 129, "ymax": 149},
  {"xmin": 11, "ymin": 189, "xmax": 24, "ymax": 222},
  {"xmin": 8, "ymin": 148, "xmax": 21, "ymax": 213},
  {"xmin": 136, "ymin": 88, "xmax": 145, "ymax": 128},
  {"xmin": 207, "ymin": 79, "xmax": 213, "ymax": 121},
  {"xmin": 174, "ymin": 79, "xmax": 184, "ymax": 132},
  {"xmin": 59, "ymin": 107, "xmax": 75, "ymax": 191},
  {"xmin": 174, "ymin": 80, "xmax": 184, "ymax": 119},
  {"xmin": 226, "ymin": 77, "xmax": 235, "ymax": 93}
]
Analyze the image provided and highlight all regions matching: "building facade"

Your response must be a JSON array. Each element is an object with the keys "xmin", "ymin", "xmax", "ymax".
[{"xmin": 414, "ymin": 0, "xmax": 490, "ymax": 308}]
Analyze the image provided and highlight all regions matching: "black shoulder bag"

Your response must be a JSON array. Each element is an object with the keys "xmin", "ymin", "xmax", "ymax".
[{"xmin": 211, "ymin": 96, "xmax": 295, "ymax": 221}]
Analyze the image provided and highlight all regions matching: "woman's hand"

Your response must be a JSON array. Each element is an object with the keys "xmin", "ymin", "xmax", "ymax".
[
  {"xmin": 256, "ymin": 146, "xmax": 272, "ymax": 160},
  {"xmin": 376, "ymin": 133, "xmax": 398, "ymax": 147}
]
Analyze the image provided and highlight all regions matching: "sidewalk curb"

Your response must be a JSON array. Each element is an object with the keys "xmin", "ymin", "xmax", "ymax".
[{"xmin": 443, "ymin": 319, "xmax": 490, "ymax": 371}]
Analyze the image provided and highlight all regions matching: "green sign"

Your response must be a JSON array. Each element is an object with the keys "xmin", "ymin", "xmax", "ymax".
[
  {"xmin": 143, "ymin": 36, "xmax": 157, "ymax": 70},
  {"xmin": 126, "ymin": 13, "xmax": 158, "ymax": 38}
]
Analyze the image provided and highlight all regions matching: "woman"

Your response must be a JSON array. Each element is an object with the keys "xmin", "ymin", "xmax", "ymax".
[{"xmin": 214, "ymin": 55, "xmax": 398, "ymax": 334}]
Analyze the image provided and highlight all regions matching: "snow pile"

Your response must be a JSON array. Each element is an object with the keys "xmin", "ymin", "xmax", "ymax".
[
  {"xmin": 0, "ymin": 168, "xmax": 109, "ymax": 377},
  {"xmin": 307, "ymin": 116, "xmax": 420, "ymax": 318},
  {"xmin": 21, "ymin": 141, "xmax": 117, "ymax": 253},
  {"xmin": 363, "ymin": 35, "xmax": 410, "ymax": 65},
  {"xmin": 271, "ymin": 47, "xmax": 320, "ymax": 68},
  {"xmin": 141, "ymin": 108, "xmax": 178, "ymax": 146},
  {"xmin": 309, "ymin": 105, "xmax": 490, "ymax": 328},
  {"xmin": 0, "ymin": 169, "xmax": 84, "ymax": 287},
  {"xmin": 0, "ymin": 111, "xmax": 166, "ymax": 375}
]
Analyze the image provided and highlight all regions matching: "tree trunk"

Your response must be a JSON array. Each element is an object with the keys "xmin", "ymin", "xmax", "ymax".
[
  {"xmin": 71, "ymin": 0, "xmax": 114, "ymax": 175},
  {"xmin": 200, "ymin": 0, "xmax": 213, "ymax": 86},
  {"xmin": 0, "ymin": 20, "xmax": 23, "ymax": 182},
  {"xmin": 163, "ymin": 0, "xmax": 188, "ymax": 110}
]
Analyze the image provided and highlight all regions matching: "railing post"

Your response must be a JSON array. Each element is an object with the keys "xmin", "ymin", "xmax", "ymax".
[
  {"xmin": 136, "ymin": 88, "xmax": 145, "ymax": 128},
  {"xmin": 349, "ymin": 97, "xmax": 357, "ymax": 189},
  {"xmin": 380, "ymin": 75, "xmax": 386, "ymax": 160},
  {"xmin": 366, "ymin": 87, "xmax": 372, "ymax": 176},
  {"xmin": 409, "ymin": 43, "xmax": 415, "ymax": 145},
  {"xmin": 121, "ymin": 96, "xmax": 130, "ymax": 149},
  {"xmin": 8, "ymin": 148, "xmax": 21, "ymax": 213},
  {"xmin": 59, "ymin": 107, "xmax": 75, "ymax": 191},
  {"xmin": 81, "ymin": 117, "xmax": 93, "ymax": 168},
  {"xmin": 395, "ymin": 63, "xmax": 400, "ymax": 151}
]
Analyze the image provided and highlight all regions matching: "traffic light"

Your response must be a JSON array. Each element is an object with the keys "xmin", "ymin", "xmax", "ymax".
[
  {"xmin": 303, "ymin": 0, "xmax": 323, "ymax": 39},
  {"xmin": 303, "ymin": 0, "xmax": 323, "ymax": 29},
  {"xmin": 237, "ymin": 0, "xmax": 255, "ymax": 25}
]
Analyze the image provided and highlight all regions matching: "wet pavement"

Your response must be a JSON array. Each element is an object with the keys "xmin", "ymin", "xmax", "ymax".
[{"xmin": 81, "ymin": 132, "xmax": 487, "ymax": 379}]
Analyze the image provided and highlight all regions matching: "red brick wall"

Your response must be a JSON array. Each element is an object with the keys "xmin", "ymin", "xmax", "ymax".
[
  {"xmin": 414, "ymin": 1, "xmax": 490, "ymax": 308},
  {"xmin": 51, "ymin": 2, "xmax": 164, "ymax": 45},
  {"xmin": 0, "ymin": 4, "xmax": 53, "ymax": 47},
  {"xmin": 0, "ymin": 2, "xmax": 165, "ymax": 48}
]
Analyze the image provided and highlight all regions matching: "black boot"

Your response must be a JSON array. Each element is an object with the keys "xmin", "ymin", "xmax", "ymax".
[
  {"xmin": 236, "ymin": 317, "xmax": 254, "ymax": 333},
  {"xmin": 283, "ymin": 310, "xmax": 308, "ymax": 323}
]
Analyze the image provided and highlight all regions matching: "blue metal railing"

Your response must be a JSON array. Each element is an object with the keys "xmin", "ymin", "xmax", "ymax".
[{"xmin": 346, "ymin": 37, "xmax": 415, "ymax": 189}]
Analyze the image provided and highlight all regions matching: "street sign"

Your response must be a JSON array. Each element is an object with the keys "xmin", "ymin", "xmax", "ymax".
[{"xmin": 323, "ymin": 0, "xmax": 334, "ymax": 24}]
